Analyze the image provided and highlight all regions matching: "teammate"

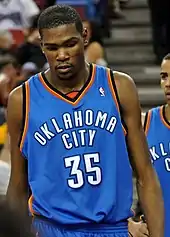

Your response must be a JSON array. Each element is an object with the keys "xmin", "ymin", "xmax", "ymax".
[
  {"xmin": 6, "ymin": 5, "xmax": 164, "ymax": 237},
  {"xmin": 134, "ymin": 53, "xmax": 170, "ymax": 237}
]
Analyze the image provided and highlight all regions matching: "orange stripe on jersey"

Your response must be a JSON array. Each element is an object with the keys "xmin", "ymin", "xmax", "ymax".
[
  {"xmin": 160, "ymin": 105, "xmax": 170, "ymax": 129},
  {"xmin": 144, "ymin": 110, "xmax": 152, "ymax": 136},
  {"xmin": 39, "ymin": 64, "xmax": 96, "ymax": 105},
  {"xmin": 28, "ymin": 195, "xmax": 39, "ymax": 216},
  {"xmin": 19, "ymin": 81, "xmax": 30, "ymax": 151},
  {"xmin": 107, "ymin": 69, "xmax": 127, "ymax": 135}
]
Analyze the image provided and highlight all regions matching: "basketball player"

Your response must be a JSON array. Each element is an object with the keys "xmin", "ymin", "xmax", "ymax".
[
  {"xmin": 133, "ymin": 53, "xmax": 170, "ymax": 237},
  {"xmin": 6, "ymin": 5, "xmax": 163, "ymax": 237}
]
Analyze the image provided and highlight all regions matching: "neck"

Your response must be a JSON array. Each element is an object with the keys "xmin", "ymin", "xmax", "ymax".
[
  {"xmin": 45, "ymin": 62, "xmax": 90, "ymax": 94},
  {"xmin": 164, "ymin": 104, "xmax": 170, "ymax": 122}
]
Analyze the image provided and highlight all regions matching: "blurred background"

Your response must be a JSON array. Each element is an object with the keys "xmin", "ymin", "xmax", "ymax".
[{"xmin": 0, "ymin": 0, "xmax": 168, "ymax": 196}]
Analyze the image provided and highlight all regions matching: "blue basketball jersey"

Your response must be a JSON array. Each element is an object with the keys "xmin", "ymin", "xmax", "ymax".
[
  {"xmin": 145, "ymin": 105, "xmax": 170, "ymax": 237},
  {"xmin": 20, "ymin": 64, "xmax": 133, "ymax": 225}
]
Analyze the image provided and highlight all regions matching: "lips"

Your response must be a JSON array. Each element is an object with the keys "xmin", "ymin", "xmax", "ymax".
[
  {"xmin": 56, "ymin": 64, "xmax": 72, "ymax": 73},
  {"xmin": 57, "ymin": 64, "xmax": 71, "ymax": 69},
  {"xmin": 165, "ymin": 92, "xmax": 170, "ymax": 99}
]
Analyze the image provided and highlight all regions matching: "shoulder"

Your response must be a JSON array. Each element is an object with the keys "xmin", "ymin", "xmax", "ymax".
[
  {"xmin": 113, "ymin": 71, "xmax": 135, "ymax": 88},
  {"xmin": 88, "ymin": 41, "xmax": 103, "ymax": 52},
  {"xmin": 112, "ymin": 71, "xmax": 139, "ymax": 108},
  {"xmin": 8, "ymin": 85, "xmax": 23, "ymax": 104},
  {"xmin": 7, "ymin": 85, "xmax": 23, "ymax": 123}
]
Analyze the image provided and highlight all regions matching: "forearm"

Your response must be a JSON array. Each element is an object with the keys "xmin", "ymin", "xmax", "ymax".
[{"xmin": 137, "ymin": 169, "xmax": 164, "ymax": 237}]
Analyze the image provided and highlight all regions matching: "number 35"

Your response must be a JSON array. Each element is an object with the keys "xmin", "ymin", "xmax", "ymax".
[{"xmin": 64, "ymin": 153, "xmax": 102, "ymax": 189}]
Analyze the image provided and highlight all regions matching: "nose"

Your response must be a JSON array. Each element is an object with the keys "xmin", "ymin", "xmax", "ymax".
[{"xmin": 56, "ymin": 48, "xmax": 69, "ymax": 61}]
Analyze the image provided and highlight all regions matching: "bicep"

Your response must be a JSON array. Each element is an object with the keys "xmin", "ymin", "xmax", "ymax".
[{"xmin": 6, "ymin": 87, "xmax": 28, "ymax": 200}]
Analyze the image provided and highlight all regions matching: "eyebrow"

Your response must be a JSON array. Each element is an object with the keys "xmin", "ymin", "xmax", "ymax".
[
  {"xmin": 44, "ymin": 37, "xmax": 79, "ymax": 47},
  {"xmin": 160, "ymin": 72, "xmax": 168, "ymax": 76}
]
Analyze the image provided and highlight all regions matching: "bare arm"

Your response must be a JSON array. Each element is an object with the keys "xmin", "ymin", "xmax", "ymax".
[
  {"xmin": 114, "ymin": 71, "xmax": 164, "ymax": 237},
  {"xmin": 6, "ymin": 86, "xmax": 28, "ymax": 212}
]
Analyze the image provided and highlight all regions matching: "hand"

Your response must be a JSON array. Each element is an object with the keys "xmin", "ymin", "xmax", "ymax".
[{"xmin": 128, "ymin": 219, "xmax": 149, "ymax": 237}]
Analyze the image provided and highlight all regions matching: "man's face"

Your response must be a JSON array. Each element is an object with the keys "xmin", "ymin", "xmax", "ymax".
[
  {"xmin": 40, "ymin": 23, "xmax": 88, "ymax": 80},
  {"xmin": 161, "ymin": 59, "xmax": 170, "ymax": 103}
]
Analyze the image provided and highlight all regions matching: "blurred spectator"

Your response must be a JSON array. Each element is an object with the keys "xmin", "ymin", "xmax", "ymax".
[
  {"xmin": 111, "ymin": 0, "xmax": 124, "ymax": 19},
  {"xmin": 21, "ymin": 62, "xmax": 39, "ymax": 80},
  {"xmin": 34, "ymin": 0, "xmax": 56, "ymax": 10},
  {"xmin": 0, "ymin": 0, "xmax": 40, "ymax": 30},
  {"xmin": 0, "ymin": 107, "xmax": 7, "ymax": 154},
  {"xmin": 148, "ymin": 0, "xmax": 170, "ymax": 64},
  {"xmin": 0, "ymin": 30, "xmax": 14, "ymax": 55},
  {"xmin": 83, "ymin": 20, "xmax": 107, "ymax": 66},
  {"xmin": 17, "ymin": 14, "xmax": 47, "ymax": 71},
  {"xmin": 0, "ymin": 160, "xmax": 10, "ymax": 196},
  {"xmin": 0, "ymin": 55, "xmax": 24, "ymax": 107}
]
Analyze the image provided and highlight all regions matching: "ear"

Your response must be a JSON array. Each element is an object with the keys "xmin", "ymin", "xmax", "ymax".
[
  {"xmin": 39, "ymin": 38, "xmax": 45, "ymax": 53},
  {"xmin": 83, "ymin": 28, "xmax": 89, "ymax": 47}
]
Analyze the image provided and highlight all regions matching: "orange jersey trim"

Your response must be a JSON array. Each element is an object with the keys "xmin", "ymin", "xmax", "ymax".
[
  {"xmin": 28, "ymin": 195, "xmax": 40, "ymax": 216},
  {"xmin": 144, "ymin": 110, "xmax": 152, "ymax": 136},
  {"xmin": 39, "ymin": 64, "xmax": 96, "ymax": 105},
  {"xmin": 160, "ymin": 105, "xmax": 170, "ymax": 129},
  {"xmin": 107, "ymin": 69, "xmax": 127, "ymax": 135},
  {"xmin": 19, "ymin": 81, "xmax": 30, "ymax": 151}
]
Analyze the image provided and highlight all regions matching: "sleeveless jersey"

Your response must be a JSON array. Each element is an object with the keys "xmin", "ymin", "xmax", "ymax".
[
  {"xmin": 20, "ymin": 64, "xmax": 133, "ymax": 225},
  {"xmin": 144, "ymin": 105, "xmax": 170, "ymax": 237}
]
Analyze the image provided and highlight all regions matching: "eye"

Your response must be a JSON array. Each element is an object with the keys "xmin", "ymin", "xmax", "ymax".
[
  {"xmin": 46, "ymin": 46, "xmax": 58, "ymax": 51},
  {"xmin": 66, "ymin": 41, "xmax": 77, "ymax": 47},
  {"xmin": 161, "ymin": 73, "xmax": 168, "ymax": 80}
]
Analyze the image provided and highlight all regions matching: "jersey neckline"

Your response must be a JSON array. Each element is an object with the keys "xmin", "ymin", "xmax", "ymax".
[
  {"xmin": 39, "ymin": 63, "xmax": 96, "ymax": 105},
  {"xmin": 160, "ymin": 105, "xmax": 170, "ymax": 129}
]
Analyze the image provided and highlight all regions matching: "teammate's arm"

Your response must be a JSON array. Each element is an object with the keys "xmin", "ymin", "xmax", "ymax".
[
  {"xmin": 6, "ymin": 86, "xmax": 28, "ymax": 213},
  {"xmin": 114, "ymin": 71, "xmax": 164, "ymax": 237}
]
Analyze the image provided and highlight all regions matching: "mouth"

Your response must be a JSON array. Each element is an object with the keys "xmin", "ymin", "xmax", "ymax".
[
  {"xmin": 56, "ymin": 64, "xmax": 72, "ymax": 73},
  {"xmin": 165, "ymin": 92, "xmax": 170, "ymax": 99}
]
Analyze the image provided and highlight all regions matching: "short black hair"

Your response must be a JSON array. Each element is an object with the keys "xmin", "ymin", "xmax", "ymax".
[
  {"xmin": 163, "ymin": 53, "xmax": 170, "ymax": 61},
  {"xmin": 0, "ymin": 200, "xmax": 34, "ymax": 237},
  {"xmin": 38, "ymin": 4, "xmax": 83, "ymax": 37}
]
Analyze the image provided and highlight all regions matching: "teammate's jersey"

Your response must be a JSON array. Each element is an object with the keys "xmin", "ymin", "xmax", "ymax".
[
  {"xmin": 20, "ymin": 64, "xmax": 133, "ymax": 225},
  {"xmin": 144, "ymin": 105, "xmax": 170, "ymax": 237}
]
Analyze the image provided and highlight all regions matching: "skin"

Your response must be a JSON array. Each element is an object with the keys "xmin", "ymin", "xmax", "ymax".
[
  {"xmin": 7, "ymin": 23, "xmax": 164, "ymax": 237},
  {"xmin": 134, "ymin": 58, "xmax": 170, "ymax": 237},
  {"xmin": 142, "ymin": 59, "xmax": 170, "ymax": 124},
  {"xmin": 82, "ymin": 21, "xmax": 104, "ymax": 64},
  {"xmin": 40, "ymin": 23, "xmax": 89, "ymax": 93}
]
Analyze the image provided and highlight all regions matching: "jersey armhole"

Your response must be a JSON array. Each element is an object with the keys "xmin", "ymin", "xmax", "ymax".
[
  {"xmin": 143, "ymin": 110, "xmax": 152, "ymax": 135},
  {"xmin": 107, "ymin": 69, "xmax": 128, "ymax": 134},
  {"xmin": 18, "ymin": 82, "xmax": 29, "ymax": 151},
  {"xmin": 143, "ymin": 111, "xmax": 148, "ymax": 133}
]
